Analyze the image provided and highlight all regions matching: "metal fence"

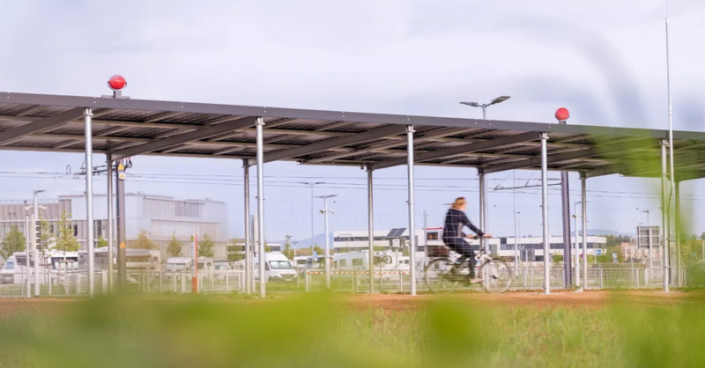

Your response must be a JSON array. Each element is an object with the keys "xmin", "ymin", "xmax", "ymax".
[
  {"xmin": 302, "ymin": 266, "xmax": 683, "ymax": 293},
  {"xmin": 0, "ymin": 266, "xmax": 690, "ymax": 297},
  {"xmin": 0, "ymin": 270, "xmax": 245, "ymax": 297}
]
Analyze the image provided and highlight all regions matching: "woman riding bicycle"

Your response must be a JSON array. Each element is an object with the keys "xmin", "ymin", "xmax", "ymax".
[{"xmin": 443, "ymin": 197, "xmax": 491, "ymax": 283}]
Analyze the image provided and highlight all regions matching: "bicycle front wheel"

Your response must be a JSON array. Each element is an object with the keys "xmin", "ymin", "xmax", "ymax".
[
  {"xmin": 478, "ymin": 259, "xmax": 513, "ymax": 293},
  {"xmin": 424, "ymin": 258, "xmax": 460, "ymax": 294}
]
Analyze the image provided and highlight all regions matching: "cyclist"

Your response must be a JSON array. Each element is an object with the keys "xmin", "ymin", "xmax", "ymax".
[{"xmin": 442, "ymin": 197, "xmax": 491, "ymax": 283}]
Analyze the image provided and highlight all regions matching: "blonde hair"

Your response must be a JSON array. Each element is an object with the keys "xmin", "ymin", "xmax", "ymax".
[{"xmin": 451, "ymin": 197, "xmax": 466, "ymax": 209}]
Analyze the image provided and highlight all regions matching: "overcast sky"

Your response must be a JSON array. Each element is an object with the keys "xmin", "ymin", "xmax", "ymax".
[{"xmin": 1, "ymin": 0, "xmax": 704, "ymax": 244}]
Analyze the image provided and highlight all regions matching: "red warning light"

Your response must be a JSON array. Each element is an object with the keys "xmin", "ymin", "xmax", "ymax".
[
  {"xmin": 107, "ymin": 75, "xmax": 127, "ymax": 91},
  {"xmin": 555, "ymin": 107, "xmax": 570, "ymax": 122}
]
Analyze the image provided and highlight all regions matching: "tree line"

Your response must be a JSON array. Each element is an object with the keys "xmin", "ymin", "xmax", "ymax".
[
  {"xmin": 0, "ymin": 211, "xmax": 80, "ymax": 259},
  {"xmin": 1, "ymin": 211, "xmax": 217, "ymax": 260}
]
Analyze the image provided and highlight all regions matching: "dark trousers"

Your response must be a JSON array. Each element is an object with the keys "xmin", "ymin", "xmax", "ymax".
[{"xmin": 443, "ymin": 237, "xmax": 477, "ymax": 278}]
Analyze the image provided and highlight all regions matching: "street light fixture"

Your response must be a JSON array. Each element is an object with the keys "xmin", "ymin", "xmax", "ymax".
[
  {"xmin": 462, "ymin": 96, "xmax": 513, "ymax": 267},
  {"xmin": 459, "ymin": 95, "xmax": 511, "ymax": 119},
  {"xmin": 300, "ymin": 182, "xmax": 326, "ymax": 255}
]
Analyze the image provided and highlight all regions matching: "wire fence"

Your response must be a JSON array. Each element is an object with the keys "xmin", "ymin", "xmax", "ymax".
[
  {"xmin": 302, "ymin": 266, "xmax": 687, "ymax": 294},
  {"xmin": 0, "ymin": 265, "xmax": 695, "ymax": 297},
  {"xmin": 0, "ymin": 270, "xmax": 246, "ymax": 297}
]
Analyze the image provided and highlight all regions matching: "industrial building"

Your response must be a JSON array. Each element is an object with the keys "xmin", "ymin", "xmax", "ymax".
[
  {"xmin": 0, "ymin": 193, "xmax": 228, "ymax": 260},
  {"xmin": 333, "ymin": 229, "xmax": 606, "ymax": 260}
]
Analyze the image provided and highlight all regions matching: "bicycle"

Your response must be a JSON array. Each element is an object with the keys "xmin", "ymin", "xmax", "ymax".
[{"xmin": 424, "ymin": 246, "xmax": 513, "ymax": 294}]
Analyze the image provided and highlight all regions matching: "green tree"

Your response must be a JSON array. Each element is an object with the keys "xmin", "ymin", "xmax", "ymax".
[
  {"xmin": 0, "ymin": 225, "xmax": 25, "ymax": 259},
  {"xmin": 228, "ymin": 252, "xmax": 245, "ymax": 262},
  {"xmin": 283, "ymin": 235, "xmax": 295, "ymax": 259},
  {"xmin": 167, "ymin": 233, "xmax": 183, "ymax": 257},
  {"xmin": 133, "ymin": 230, "xmax": 156, "ymax": 250},
  {"xmin": 597, "ymin": 245, "xmax": 623, "ymax": 263},
  {"xmin": 97, "ymin": 236, "xmax": 108, "ymax": 249},
  {"xmin": 313, "ymin": 245, "xmax": 324, "ymax": 256},
  {"xmin": 54, "ymin": 212, "xmax": 80, "ymax": 255},
  {"xmin": 37, "ymin": 215, "xmax": 53, "ymax": 249},
  {"xmin": 198, "ymin": 234, "xmax": 215, "ymax": 258}
]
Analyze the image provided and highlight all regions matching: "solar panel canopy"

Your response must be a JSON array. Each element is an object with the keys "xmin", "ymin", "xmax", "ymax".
[{"xmin": 1, "ymin": 91, "xmax": 705, "ymax": 181}]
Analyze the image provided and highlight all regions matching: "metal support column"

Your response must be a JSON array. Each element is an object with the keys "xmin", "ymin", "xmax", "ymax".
[
  {"xmin": 406, "ymin": 126, "xmax": 417, "ymax": 296},
  {"xmin": 255, "ymin": 117, "xmax": 266, "ymax": 298},
  {"xmin": 675, "ymin": 180, "xmax": 681, "ymax": 287},
  {"xmin": 84, "ymin": 108, "xmax": 95, "ymax": 296},
  {"xmin": 116, "ymin": 158, "xmax": 127, "ymax": 291},
  {"xmin": 478, "ymin": 171, "xmax": 487, "ymax": 251},
  {"xmin": 367, "ymin": 167, "xmax": 374, "ymax": 294},
  {"xmin": 106, "ymin": 154, "xmax": 114, "ymax": 291},
  {"xmin": 661, "ymin": 140, "xmax": 669, "ymax": 292},
  {"xmin": 561, "ymin": 171, "xmax": 572, "ymax": 288},
  {"xmin": 33, "ymin": 192, "xmax": 41, "ymax": 297},
  {"xmin": 323, "ymin": 196, "xmax": 331, "ymax": 290},
  {"xmin": 581, "ymin": 173, "xmax": 588, "ymax": 290},
  {"xmin": 540, "ymin": 133, "xmax": 550, "ymax": 294},
  {"xmin": 243, "ymin": 160, "xmax": 252, "ymax": 295},
  {"xmin": 423, "ymin": 211, "xmax": 428, "ymax": 267},
  {"xmin": 573, "ymin": 203, "xmax": 580, "ymax": 288},
  {"xmin": 25, "ymin": 215, "xmax": 30, "ymax": 298}
]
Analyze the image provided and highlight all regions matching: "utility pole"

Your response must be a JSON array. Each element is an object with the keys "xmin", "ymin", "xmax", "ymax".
[
  {"xmin": 301, "ymin": 182, "xmax": 325, "ymax": 255},
  {"xmin": 71, "ymin": 157, "xmax": 127, "ymax": 292},
  {"xmin": 116, "ymin": 160, "xmax": 127, "ymax": 291}
]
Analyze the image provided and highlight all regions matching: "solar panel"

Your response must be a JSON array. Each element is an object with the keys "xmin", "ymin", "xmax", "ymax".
[
  {"xmin": 391, "ymin": 228, "xmax": 406, "ymax": 238},
  {"xmin": 386, "ymin": 228, "xmax": 400, "ymax": 238}
]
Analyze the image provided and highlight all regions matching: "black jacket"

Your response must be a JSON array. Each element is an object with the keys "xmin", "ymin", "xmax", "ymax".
[{"xmin": 442, "ymin": 208, "xmax": 484, "ymax": 239}]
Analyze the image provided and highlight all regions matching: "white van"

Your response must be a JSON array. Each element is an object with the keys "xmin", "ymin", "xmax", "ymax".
[
  {"xmin": 196, "ymin": 258, "xmax": 214, "ymax": 271},
  {"xmin": 78, "ymin": 248, "xmax": 109, "ymax": 272},
  {"xmin": 165, "ymin": 257, "xmax": 193, "ymax": 272},
  {"xmin": 252, "ymin": 253, "xmax": 297, "ymax": 282},
  {"xmin": 0, "ymin": 254, "xmax": 24, "ymax": 284},
  {"xmin": 1, "ymin": 250, "xmax": 78, "ymax": 285},
  {"xmin": 126, "ymin": 249, "xmax": 161, "ymax": 270}
]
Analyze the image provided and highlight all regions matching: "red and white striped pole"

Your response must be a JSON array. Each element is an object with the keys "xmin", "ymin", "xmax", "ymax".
[{"xmin": 192, "ymin": 234, "xmax": 198, "ymax": 293}]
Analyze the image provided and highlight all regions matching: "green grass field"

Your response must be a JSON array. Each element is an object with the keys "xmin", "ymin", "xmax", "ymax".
[{"xmin": 0, "ymin": 293, "xmax": 704, "ymax": 368}]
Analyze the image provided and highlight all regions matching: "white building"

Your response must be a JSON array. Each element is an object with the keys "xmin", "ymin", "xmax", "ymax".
[
  {"xmin": 333, "ymin": 228, "xmax": 606, "ymax": 261},
  {"xmin": 0, "ymin": 193, "xmax": 228, "ymax": 261}
]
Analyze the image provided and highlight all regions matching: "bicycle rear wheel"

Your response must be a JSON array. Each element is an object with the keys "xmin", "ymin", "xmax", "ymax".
[
  {"xmin": 478, "ymin": 259, "xmax": 513, "ymax": 293},
  {"xmin": 424, "ymin": 258, "xmax": 462, "ymax": 294}
]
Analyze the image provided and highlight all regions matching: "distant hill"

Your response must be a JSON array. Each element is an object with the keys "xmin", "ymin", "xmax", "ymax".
[{"xmin": 583, "ymin": 229, "xmax": 634, "ymax": 237}]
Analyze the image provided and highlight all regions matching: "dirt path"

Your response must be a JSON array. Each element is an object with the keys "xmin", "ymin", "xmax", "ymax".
[
  {"xmin": 0, "ymin": 290, "xmax": 700, "ymax": 316},
  {"xmin": 344, "ymin": 290, "xmax": 697, "ymax": 310},
  {"xmin": 0, "ymin": 298, "xmax": 75, "ymax": 317}
]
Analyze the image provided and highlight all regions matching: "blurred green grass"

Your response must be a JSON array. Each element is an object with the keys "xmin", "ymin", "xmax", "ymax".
[{"xmin": 1, "ymin": 293, "xmax": 705, "ymax": 368}]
